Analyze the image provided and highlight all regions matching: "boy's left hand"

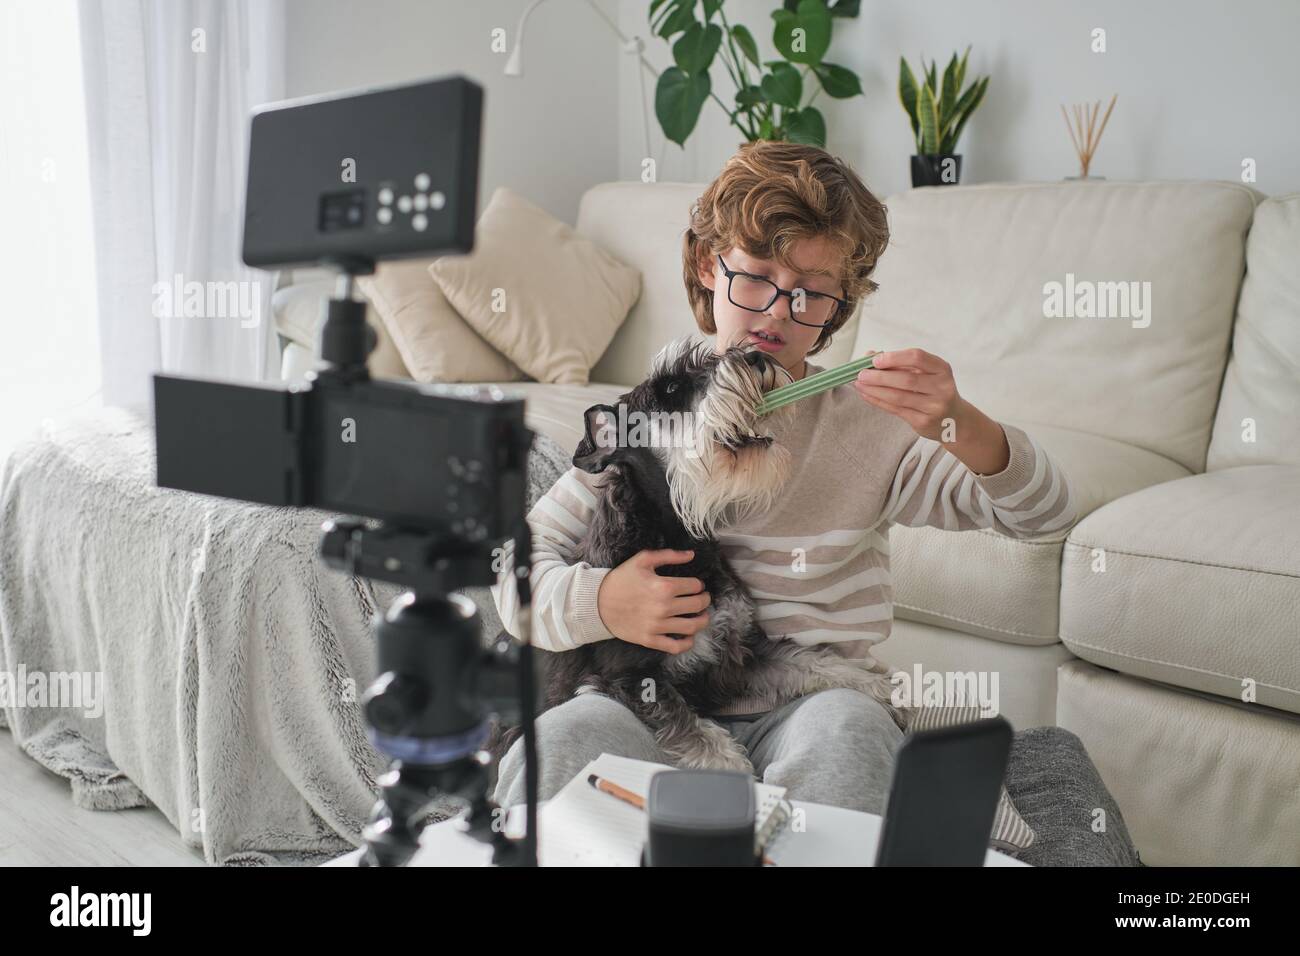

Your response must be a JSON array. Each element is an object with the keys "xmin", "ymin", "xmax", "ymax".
[{"xmin": 852, "ymin": 348, "xmax": 962, "ymax": 442}]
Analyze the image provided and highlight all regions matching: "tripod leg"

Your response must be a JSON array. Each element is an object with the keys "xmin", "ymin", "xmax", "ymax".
[{"xmin": 359, "ymin": 764, "xmax": 435, "ymax": 867}]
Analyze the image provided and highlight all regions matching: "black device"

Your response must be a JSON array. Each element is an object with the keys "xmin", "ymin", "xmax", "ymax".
[
  {"xmin": 153, "ymin": 373, "xmax": 527, "ymax": 539},
  {"xmin": 875, "ymin": 716, "xmax": 1014, "ymax": 867},
  {"xmin": 243, "ymin": 76, "xmax": 481, "ymax": 270},
  {"xmin": 642, "ymin": 771, "xmax": 758, "ymax": 867},
  {"xmin": 153, "ymin": 74, "xmax": 542, "ymax": 868}
]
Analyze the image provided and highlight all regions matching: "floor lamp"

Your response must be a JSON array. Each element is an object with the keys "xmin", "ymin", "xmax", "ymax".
[{"xmin": 504, "ymin": 0, "xmax": 660, "ymax": 163}]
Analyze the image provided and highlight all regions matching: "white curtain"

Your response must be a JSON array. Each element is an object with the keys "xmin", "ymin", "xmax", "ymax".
[{"xmin": 78, "ymin": 0, "xmax": 284, "ymax": 407}]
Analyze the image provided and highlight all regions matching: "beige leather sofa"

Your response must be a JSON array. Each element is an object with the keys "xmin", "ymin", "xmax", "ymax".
[{"xmin": 277, "ymin": 181, "xmax": 1300, "ymax": 867}]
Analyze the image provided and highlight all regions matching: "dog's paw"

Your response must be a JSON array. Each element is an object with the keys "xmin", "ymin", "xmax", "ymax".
[
  {"xmin": 698, "ymin": 740, "xmax": 755, "ymax": 774},
  {"xmin": 804, "ymin": 659, "xmax": 892, "ymax": 700},
  {"xmin": 665, "ymin": 721, "xmax": 754, "ymax": 774},
  {"xmin": 682, "ymin": 746, "xmax": 754, "ymax": 775}
]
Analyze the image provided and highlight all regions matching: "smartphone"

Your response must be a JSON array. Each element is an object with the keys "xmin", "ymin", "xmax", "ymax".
[{"xmin": 875, "ymin": 715, "xmax": 1014, "ymax": 866}]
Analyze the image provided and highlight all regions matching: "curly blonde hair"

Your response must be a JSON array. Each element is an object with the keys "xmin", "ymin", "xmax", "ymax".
[{"xmin": 682, "ymin": 140, "xmax": 889, "ymax": 356}]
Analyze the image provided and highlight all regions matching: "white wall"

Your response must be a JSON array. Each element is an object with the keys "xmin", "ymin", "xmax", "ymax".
[
  {"xmin": 616, "ymin": 0, "xmax": 1300, "ymax": 198},
  {"xmin": 284, "ymin": 0, "xmax": 622, "ymax": 225}
]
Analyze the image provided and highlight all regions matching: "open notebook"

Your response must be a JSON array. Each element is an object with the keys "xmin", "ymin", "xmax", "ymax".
[{"xmin": 537, "ymin": 753, "xmax": 791, "ymax": 866}]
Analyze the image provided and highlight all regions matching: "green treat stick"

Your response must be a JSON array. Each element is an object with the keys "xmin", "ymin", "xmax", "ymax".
[
  {"xmin": 756, "ymin": 354, "xmax": 878, "ymax": 413},
  {"xmin": 759, "ymin": 365, "xmax": 852, "ymax": 407},
  {"xmin": 757, "ymin": 368, "xmax": 862, "ymax": 412},
  {"xmin": 756, "ymin": 354, "xmax": 878, "ymax": 415}
]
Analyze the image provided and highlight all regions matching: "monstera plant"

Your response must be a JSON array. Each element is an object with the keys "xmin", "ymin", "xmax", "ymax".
[
  {"xmin": 898, "ymin": 47, "xmax": 990, "ymax": 186},
  {"xmin": 651, "ymin": 0, "xmax": 863, "ymax": 148}
]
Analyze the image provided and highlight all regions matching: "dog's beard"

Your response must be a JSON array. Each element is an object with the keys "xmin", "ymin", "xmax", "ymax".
[{"xmin": 664, "ymin": 354, "xmax": 792, "ymax": 539}]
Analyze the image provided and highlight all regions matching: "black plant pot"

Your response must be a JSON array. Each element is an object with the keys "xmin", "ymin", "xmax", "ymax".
[{"xmin": 911, "ymin": 154, "xmax": 963, "ymax": 187}]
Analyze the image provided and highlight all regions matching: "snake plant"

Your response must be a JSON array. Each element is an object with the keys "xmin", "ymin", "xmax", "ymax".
[{"xmin": 898, "ymin": 47, "xmax": 989, "ymax": 155}]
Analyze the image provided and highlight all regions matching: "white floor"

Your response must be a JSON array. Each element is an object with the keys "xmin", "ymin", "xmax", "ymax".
[{"xmin": 0, "ymin": 728, "xmax": 206, "ymax": 866}]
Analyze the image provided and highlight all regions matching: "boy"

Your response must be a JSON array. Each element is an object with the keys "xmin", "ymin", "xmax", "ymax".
[{"xmin": 490, "ymin": 141, "xmax": 1076, "ymax": 815}]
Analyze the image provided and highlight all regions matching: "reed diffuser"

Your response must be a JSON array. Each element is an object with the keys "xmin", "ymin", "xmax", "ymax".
[{"xmin": 1061, "ymin": 94, "xmax": 1117, "ymax": 179}]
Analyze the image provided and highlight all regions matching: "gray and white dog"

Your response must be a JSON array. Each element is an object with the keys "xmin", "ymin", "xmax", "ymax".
[{"xmin": 496, "ymin": 338, "xmax": 898, "ymax": 772}]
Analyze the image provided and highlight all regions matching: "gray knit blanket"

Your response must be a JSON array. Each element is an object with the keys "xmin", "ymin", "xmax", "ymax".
[{"xmin": 0, "ymin": 406, "xmax": 571, "ymax": 865}]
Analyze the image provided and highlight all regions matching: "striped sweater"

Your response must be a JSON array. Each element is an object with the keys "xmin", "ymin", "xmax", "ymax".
[{"xmin": 490, "ymin": 360, "xmax": 1078, "ymax": 716}]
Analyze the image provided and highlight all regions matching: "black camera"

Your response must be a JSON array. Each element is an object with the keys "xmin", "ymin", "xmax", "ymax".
[
  {"xmin": 153, "ymin": 75, "xmax": 540, "ymax": 867},
  {"xmin": 153, "ymin": 372, "xmax": 530, "ymax": 586}
]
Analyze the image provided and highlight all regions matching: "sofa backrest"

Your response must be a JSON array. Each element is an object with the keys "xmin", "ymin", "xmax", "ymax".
[
  {"xmin": 578, "ymin": 181, "xmax": 858, "ymax": 386},
  {"xmin": 1207, "ymin": 194, "xmax": 1300, "ymax": 469},
  {"xmin": 854, "ymin": 181, "xmax": 1261, "ymax": 473}
]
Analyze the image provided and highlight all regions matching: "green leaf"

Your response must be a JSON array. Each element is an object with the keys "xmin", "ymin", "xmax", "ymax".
[
  {"xmin": 898, "ymin": 57, "xmax": 919, "ymax": 140},
  {"xmin": 731, "ymin": 23, "xmax": 761, "ymax": 68},
  {"xmin": 758, "ymin": 115, "xmax": 775, "ymax": 140},
  {"xmin": 828, "ymin": 0, "xmax": 861, "ymax": 16},
  {"xmin": 655, "ymin": 67, "xmax": 711, "ymax": 146},
  {"xmin": 946, "ymin": 74, "xmax": 984, "ymax": 131},
  {"xmin": 655, "ymin": 0, "xmax": 696, "ymax": 39},
  {"xmin": 649, "ymin": 0, "xmax": 678, "ymax": 33},
  {"xmin": 939, "ymin": 53, "xmax": 958, "ymax": 131},
  {"xmin": 956, "ymin": 45, "xmax": 970, "ymax": 94},
  {"xmin": 701, "ymin": 0, "xmax": 722, "ymax": 20},
  {"xmin": 673, "ymin": 22, "xmax": 722, "ymax": 74},
  {"xmin": 760, "ymin": 61, "xmax": 803, "ymax": 108},
  {"xmin": 785, "ymin": 106, "xmax": 826, "ymax": 146},
  {"xmin": 812, "ymin": 62, "xmax": 861, "ymax": 98},
  {"xmin": 735, "ymin": 84, "xmax": 763, "ymax": 109},
  {"xmin": 942, "ymin": 75, "xmax": 988, "ymax": 154},
  {"xmin": 772, "ymin": 0, "xmax": 832, "ymax": 65},
  {"xmin": 918, "ymin": 81, "xmax": 940, "ymax": 154},
  {"xmin": 925, "ymin": 58, "xmax": 937, "ymax": 95}
]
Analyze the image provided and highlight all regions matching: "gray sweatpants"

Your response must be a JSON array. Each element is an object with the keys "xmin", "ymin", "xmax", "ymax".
[{"xmin": 491, "ymin": 687, "xmax": 903, "ymax": 815}]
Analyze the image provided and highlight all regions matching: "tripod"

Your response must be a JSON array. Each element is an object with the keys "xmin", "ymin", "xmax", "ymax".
[{"xmin": 315, "ymin": 267, "xmax": 541, "ymax": 867}]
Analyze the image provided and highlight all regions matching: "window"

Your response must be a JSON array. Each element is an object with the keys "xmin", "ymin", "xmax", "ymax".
[{"xmin": 0, "ymin": 0, "xmax": 101, "ymax": 457}]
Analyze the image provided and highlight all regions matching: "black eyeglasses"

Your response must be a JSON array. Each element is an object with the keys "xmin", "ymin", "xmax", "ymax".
[{"xmin": 716, "ymin": 254, "xmax": 847, "ymax": 329}]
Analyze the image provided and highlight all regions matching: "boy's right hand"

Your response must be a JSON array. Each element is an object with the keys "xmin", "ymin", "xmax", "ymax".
[{"xmin": 596, "ymin": 549, "xmax": 711, "ymax": 654}]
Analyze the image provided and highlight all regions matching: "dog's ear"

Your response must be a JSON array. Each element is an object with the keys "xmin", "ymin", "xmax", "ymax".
[{"xmin": 573, "ymin": 404, "xmax": 620, "ymax": 473}]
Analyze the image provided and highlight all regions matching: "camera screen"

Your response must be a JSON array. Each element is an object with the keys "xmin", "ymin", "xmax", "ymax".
[{"xmin": 314, "ymin": 388, "xmax": 453, "ymax": 528}]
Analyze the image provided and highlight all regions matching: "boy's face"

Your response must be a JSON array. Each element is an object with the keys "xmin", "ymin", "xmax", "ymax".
[{"xmin": 697, "ymin": 236, "xmax": 844, "ymax": 379}]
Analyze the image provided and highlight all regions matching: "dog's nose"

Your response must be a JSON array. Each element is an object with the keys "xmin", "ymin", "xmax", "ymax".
[{"xmin": 738, "ymin": 348, "xmax": 791, "ymax": 393}]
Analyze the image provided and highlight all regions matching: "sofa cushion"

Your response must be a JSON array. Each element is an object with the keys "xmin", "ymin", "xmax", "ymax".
[
  {"xmin": 1060, "ymin": 465, "xmax": 1300, "ymax": 714},
  {"xmin": 358, "ymin": 258, "xmax": 523, "ymax": 384},
  {"xmin": 855, "ymin": 181, "xmax": 1260, "ymax": 473},
  {"xmin": 578, "ymin": 183, "xmax": 710, "ymax": 387},
  {"xmin": 431, "ymin": 187, "xmax": 641, "ymax": 385},
  {"xmin": 1208, "ymin": 194, "xmax": 1300, "ymax": 470},
  {"xmin": 1058, "ymin": 660, "xmax": 1300, "ymax": 866},
  {"xmin": 892, "ymin": 422, "xmax": 1188, "ymax": 645}
]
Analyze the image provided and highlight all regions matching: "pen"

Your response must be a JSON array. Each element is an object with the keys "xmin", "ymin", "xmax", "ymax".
[{"xmin": 587, "ymin": 773, "xmax": 646, "ymax": 810}]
